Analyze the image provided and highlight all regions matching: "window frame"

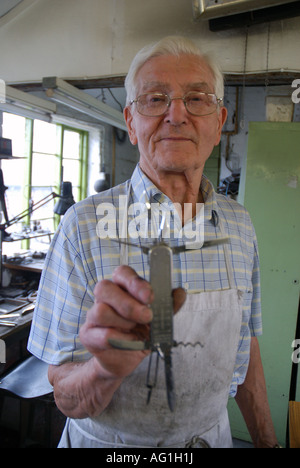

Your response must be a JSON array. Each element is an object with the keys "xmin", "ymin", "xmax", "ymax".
[{"xmin": 1, "ymin": 113, "xmax": 89, "ymax": 250}]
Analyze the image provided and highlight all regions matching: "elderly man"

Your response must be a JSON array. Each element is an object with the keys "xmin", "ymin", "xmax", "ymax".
[{"xmin": 28, "ymin": 36, "xmax": 278, "ymax": 448}]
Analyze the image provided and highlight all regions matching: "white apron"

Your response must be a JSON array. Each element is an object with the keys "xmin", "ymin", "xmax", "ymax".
[{"xmin": 58, "ymin": 191, "xmax": 243, "ymax": 448}]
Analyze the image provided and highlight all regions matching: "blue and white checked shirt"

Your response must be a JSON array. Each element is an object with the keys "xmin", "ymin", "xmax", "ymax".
[{"xmin": 28, "ymin": 164, "xmax": 262, "ymax": 397}]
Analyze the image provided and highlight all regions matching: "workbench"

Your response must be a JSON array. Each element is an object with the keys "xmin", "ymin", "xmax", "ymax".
[{"xmin": 0, "ymin": 255, "xmax": 44, "ymax": 376}]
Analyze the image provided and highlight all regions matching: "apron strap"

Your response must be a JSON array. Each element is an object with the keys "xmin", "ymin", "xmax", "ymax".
[
  {"xmin": 120, "ymin": 180, "xmax": 131, "ymax": 265},
  {"xmin": 218, "ymin": 216, "xmax": 235, "ymax": 290}
]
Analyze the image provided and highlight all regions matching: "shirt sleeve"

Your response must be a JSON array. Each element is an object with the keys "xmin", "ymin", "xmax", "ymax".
[
  {"xmin": 248, "ymin": 234, "xmax": 262, "ymax": 337},
  {"xmin": 27, "ymin": 209, "xmax": 94, "ymax": 365},
  {"xmin": 229, "ymin": 220, "xmax": 262, "ymax": 397}
]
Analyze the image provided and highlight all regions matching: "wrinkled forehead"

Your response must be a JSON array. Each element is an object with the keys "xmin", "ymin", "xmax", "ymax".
[{"xmin": 134, "ymin": 54, "xmax": 216, "ymax": 96}]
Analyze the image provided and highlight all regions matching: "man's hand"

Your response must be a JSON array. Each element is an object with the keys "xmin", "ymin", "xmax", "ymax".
[
  {"xmin": 48, "ymin": 265, "xmax": 186, "ymax": 419},
  {"xmin": 80, "ymin": 265, "xmax": 154, "ymax": 379},
  {"xmin": 79, "ymin": 265, "xmax": 186, "ymax": 379}
]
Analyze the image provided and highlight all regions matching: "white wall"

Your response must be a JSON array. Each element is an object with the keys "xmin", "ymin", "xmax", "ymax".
[
  {"xmin": 0, "ymin": 0, "xmax": 299, "ymax": 84},
  {"xmin": 1, "ymin": 0, "xmax": 299, "ymax": 203}
]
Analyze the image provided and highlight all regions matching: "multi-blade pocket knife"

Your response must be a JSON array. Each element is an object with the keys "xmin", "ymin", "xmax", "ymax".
[{"xmin": 109, "ymin": 234, "xmax": 229, "ymax": 411}]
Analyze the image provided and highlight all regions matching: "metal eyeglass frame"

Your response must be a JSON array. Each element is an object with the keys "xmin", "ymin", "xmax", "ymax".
[{"xmin": 130, "ymin": 91, "xmax": 223, "ymax": 117}]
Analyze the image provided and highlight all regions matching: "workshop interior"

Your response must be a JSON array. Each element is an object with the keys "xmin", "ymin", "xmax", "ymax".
[{"xmin": 0, "ymin": 0, "xmax": 299, "ymax": 448}]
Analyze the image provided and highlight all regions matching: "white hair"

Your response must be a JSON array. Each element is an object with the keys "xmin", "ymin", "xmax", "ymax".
[{"xmin": 125, "ymin": 36, "xmax": 224, "ymax": 105}]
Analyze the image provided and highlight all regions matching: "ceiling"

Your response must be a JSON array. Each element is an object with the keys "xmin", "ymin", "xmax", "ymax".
[
  {"xmin": 0, "ymin": 0, "xmax": 23, "ymax": 18},
  {"xmin": 0, "ymin": 0, "xmax": 38, "ymax": 25},
  {"xmin": 2, "ymin": 0, "xmax": 300, "ymax": 88},
  {"xmin": 193, "ymin": 0, "xmax": 300, "ymax": 19}
]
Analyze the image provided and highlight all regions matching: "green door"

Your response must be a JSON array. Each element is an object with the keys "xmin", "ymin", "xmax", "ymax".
[
  {"xmin": 228, "ymin": 122, "xmax": 300, "ymax": 446},
  {"xmin": 204, "ymin": 144, "xmax": 220, "ymax": 191}
]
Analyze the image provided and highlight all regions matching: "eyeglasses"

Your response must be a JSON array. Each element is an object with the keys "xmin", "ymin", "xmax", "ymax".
[{"xmin": 130, "ymin": 91, "xmax": 223, "ymax": 117}]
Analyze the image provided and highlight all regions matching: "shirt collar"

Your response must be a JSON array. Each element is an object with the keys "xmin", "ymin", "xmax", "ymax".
[
  {"xmin": 131, "ymin": 164, "xmax": 219, "ymax": 224},
  {"xmin": 200, "ymin": 174, "xmax": 220, "ymax": 225},
  {"xmin": 131, "ymin": 164, "xmax": 168, "ymax": 205}
]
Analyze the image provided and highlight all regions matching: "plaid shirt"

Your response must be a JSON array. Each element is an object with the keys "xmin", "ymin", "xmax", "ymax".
[{"xmin": 28, "ymin": 164, "xmax": 262, "ymax": 397}]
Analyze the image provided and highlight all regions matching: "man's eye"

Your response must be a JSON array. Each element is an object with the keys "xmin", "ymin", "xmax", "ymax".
[
  {"xmin": 150, "ymin": 95, "xmax": 165, "ymax": 103},
  {"xmin": 188, "ymin": 94, "xmax": 205, "ymax": 102}
]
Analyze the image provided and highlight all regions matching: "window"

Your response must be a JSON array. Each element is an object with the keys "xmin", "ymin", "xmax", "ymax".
[{"xmin": 1, "ymin": 113, "xmax": 88, "ymax": 253}]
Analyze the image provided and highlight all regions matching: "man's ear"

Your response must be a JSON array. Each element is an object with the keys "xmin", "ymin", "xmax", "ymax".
[
  {"xmin": 124, "ymin": 106, "xmax": 138, "ymax": 145},
  {"xmin": 214, "ymin": 106, "xmax": 227, "ymax": 146}
]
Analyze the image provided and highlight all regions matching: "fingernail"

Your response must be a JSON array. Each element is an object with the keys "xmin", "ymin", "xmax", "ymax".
[
  {"xmin": 138, "ymin": 285, "xmax": 153, "ymax": 304},
  {"xmin": 141, "ymin": 306, "xmax": 153, "ymax": 323}
]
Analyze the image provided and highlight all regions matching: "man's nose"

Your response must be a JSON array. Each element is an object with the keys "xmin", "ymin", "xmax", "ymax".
[{"xmin": 164, "ymin": 97, "xmax": 188, "ymax": 125}]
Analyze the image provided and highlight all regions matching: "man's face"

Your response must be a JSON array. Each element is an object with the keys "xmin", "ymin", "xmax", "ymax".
[{"xmin": 124, "ymin": 54, "xmax": 227, "ymax": 179}]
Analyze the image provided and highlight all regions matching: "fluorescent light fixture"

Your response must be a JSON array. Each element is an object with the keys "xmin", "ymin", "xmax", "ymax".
[
  {"xmin": 5, "ymin": 85, "xmax": 56, "ymax": 113},
  {"xmin": 192, "ymin": 0, "xmax": 299, "ymax": 20},
  {"xmin": 47, "ymin": 91, "xmax": 120, "ymax": 127},
  {"xmin": 0, "ymin": 84, "xmax": 56, "ymax": 122},
  {"xmin": 0, "ymin": 102, "xmax": 52, "ymax": 122},
  {"xmin": 43, "ymin": 77, "xmax": 127, "ymax": 131}
]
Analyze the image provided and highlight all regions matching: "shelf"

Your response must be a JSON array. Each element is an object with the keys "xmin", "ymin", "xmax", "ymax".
[{"xmin": 3, "ymin": 232, "xmax": 54, "ymax": 242}]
